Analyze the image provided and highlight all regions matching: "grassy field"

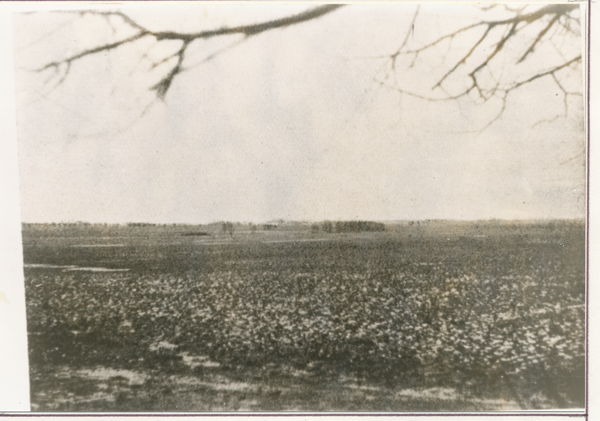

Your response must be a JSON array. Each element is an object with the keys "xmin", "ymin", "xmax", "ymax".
[{"xmin": 22, "ymin": 221, "xmax": 585, "ymax": 411}]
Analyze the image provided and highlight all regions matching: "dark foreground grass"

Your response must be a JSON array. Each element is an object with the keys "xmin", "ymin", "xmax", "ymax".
[
  {"xmin": 29, "ymin": 363, "xmax": 522, "ymax": 412},
  {"xmin": 23, "ymin": 222, "xmax": 585, "ymax": 411}
]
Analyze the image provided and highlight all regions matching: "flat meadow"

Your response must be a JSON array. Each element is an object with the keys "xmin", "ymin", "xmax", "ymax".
[{"xmin": 21, "ymin": 220, "xmax": 585, "ymax": 411}]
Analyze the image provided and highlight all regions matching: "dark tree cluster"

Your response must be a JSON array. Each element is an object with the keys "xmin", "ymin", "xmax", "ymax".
[{"xmin": 334, "ymin": 221, "xmax": 386, "ymax": 233}]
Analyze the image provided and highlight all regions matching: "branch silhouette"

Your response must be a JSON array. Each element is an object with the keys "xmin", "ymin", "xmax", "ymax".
[
  {"xmin": 375, "ymin": 3, "xmax": 581, "ymax": 129},
  {"xmin": 34, "ymin": 4, "xmax": 582, "ymax": 126},
  {"xmin": 37, "ymin": 5, "xmax": 344, "ymax": 99}
]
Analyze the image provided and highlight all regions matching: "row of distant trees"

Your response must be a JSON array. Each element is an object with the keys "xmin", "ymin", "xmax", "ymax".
[
  {"xmin": 313, "ymin": 220, "xmax": 386, "ymax": 233},
  {"xmin": 222, "ymin": 220, "xmax": 387, "ymax": 236},
  {"xmin": 23, "ymin": 221, "xmax": 381, "ymax": 230}
]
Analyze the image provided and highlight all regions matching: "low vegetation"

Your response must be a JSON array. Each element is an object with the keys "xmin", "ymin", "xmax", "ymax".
[{"xmin": 22, "ymin": 221, "xmax": 585, "ymax": 411}]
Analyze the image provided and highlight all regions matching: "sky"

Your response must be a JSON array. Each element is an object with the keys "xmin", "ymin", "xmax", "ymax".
[{"xmin": 12, "ymin": 3, "xmax": 586, "ymax": 224}]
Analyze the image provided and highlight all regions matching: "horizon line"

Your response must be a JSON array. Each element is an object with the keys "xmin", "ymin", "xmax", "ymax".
[{"xmin": 20, "ymin": 217, "xmax": 586, "ymax": 225}]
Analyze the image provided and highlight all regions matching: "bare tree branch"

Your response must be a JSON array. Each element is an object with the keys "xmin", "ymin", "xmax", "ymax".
[
  {"xmin": 38, "ymin": 32, "xmax": 150, "ymax": 72},
  {"xmin": 510, "ymin": 54, "xmax": 581, "ymax": 91},
  {"xmin": 390, "ymin": 5, "xmax": 420, "ymax": 70},
  {"xmin": 517, "ymin": 14, "xmax": 560, "ymax": 63},
  {"xmin": 32, "ymin": 3, "xmax": 582, "ymax": 131},
  {"xmin": 151, "ymin": 40, "xmax": 189, "ymax": 100},
  {"xmin": 431, "ymin": 24, "xmax": 496, "ymax": 90},
  {"xmin": 375, "ymin": 3, "xmax": 581, "ymax": 129},
  {"xmin": 37, "ymin": 5, "xmax": 345, "ymax": 98}
]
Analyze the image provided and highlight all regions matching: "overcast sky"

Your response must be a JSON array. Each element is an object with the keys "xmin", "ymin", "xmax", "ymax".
[{"xmin": 13, "ymin": 3, "xmax": 585, "ymax": 224}]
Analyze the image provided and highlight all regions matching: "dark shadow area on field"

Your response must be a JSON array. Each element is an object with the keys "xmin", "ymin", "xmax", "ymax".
[{"xmin": 29, "ymin": 362, "xmax": 525, "ymax": 411}]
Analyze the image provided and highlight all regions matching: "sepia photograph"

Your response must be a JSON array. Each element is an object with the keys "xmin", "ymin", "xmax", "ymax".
[{"xmin": 5, "ymin": 1, "xmax": 588, "ymax": 412}]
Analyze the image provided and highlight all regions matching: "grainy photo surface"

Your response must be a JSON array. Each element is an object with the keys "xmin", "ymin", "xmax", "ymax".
[{"xmin": 13, "ymin": 3, "xmax": 586, "ymax": 412}]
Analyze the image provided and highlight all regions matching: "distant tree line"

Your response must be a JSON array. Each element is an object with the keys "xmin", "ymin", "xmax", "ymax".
[
  {"xmin": 222, "ymin": 222, "xmax": 235, "ymax": 237},
  {"xmin": 315, "ymin": 220, "xmax": 386, "ymax": 233}
]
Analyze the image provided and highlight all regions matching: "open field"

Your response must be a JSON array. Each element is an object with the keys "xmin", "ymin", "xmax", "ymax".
[{"xmin": 22, "ymin": 221, "xmax": 585, "ymax": 411}]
